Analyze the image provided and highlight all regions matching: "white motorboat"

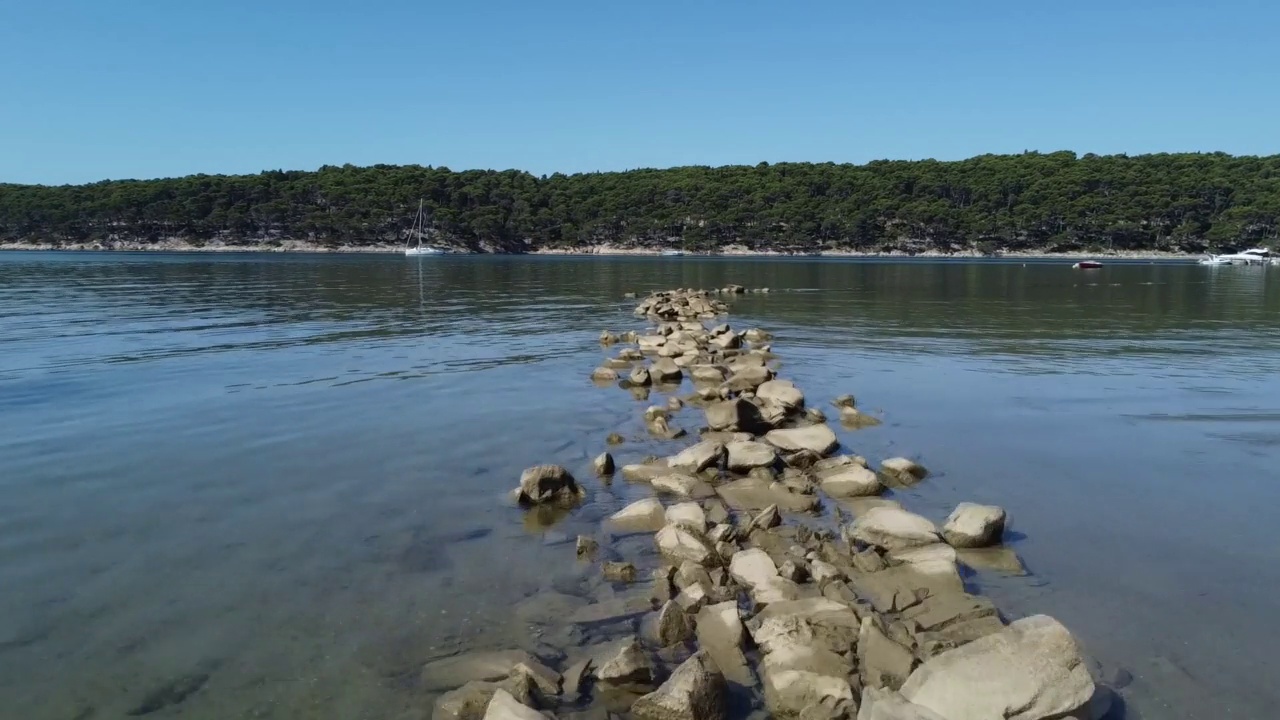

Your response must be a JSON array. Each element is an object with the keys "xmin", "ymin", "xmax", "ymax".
[
  {"xmin": 660, "ymin": 249, "xmax": 686, "ymax": 257},
  {"xmin": 1199, "ymin": 248, "xmax": 1273, "ymax": 266},
  {"xmin": 404, "ymin": 200, "xmax": 445, "ymax": 256}
]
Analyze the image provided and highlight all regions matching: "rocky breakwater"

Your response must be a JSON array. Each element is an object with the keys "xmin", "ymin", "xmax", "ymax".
[{"xmin": 429, "ymin": 286, "xmax": 1112, "ymax": 720}]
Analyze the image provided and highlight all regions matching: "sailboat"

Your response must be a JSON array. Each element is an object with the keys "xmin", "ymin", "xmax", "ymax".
[{"xmin": 404, "ymin": 200, "xmax": 444, "ymax": 256}]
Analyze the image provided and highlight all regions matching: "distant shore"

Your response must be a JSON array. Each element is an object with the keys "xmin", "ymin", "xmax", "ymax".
[{"xmin": 0, "ymin": 240, "xmax": 1202, "ymax": 261}]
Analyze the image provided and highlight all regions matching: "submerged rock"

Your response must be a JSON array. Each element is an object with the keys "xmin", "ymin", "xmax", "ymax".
[
  {"xmin": 604, "ymin": 561, "xmax": 639, "ymax": 583},
  {"xmin": 631, "ymin": 650, "xmax": 728, "ymax": 720},
  {"xmin": 515, "ymin": 465, "xmax": 584, "ymax": 505},
  {"xmin": 900, "ymin": 615, "xmax": 1096, "ymax": 720},
  {"xmin": 942, "ymin": 503, "xmax": 1007, "ymax": 548},
  {"xmin": 592, "ymin": 367, "xmax": 620, "ymax": 382},
  {"xmin": 421, "ymin": 649, "xmax": 539, "ymax": 692}
]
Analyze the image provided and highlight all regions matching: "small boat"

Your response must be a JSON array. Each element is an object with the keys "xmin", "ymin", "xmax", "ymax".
[
  {"xmin": 1072, "ymin": 260, "xmax": 1103, "ymax": 269},
  {"xmin": 660, "ymin": 249, "xmax": 686, "ymax": 257},
  {"xmin": 404, "ymin": 200, "xmax": 445, "ymax": 256},
  {"xmin": 1198, "ymin": 256, "xmax": 1231, "ymax": 266}
]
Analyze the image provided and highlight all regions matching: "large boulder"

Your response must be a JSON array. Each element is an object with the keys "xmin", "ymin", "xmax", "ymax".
[
  {"xmin": 668, "ymin": 441, "xmax": 727, "ymax": 473},
  {"xmin": 942, "ymin": 503, "xmax": 1007, "ymax": 548},
  {"xmin": 857, "ymin": 687, "xmax": 949, "ymax": 720},
  {"xmin": 859, "ymin": 618, "xmax": 917, "ymax": 691},
  {"xmin": 900, "ymin": 615, "xmax": 1096, "ymax": 720},
  {"xmin": 652, "ymin": 473, "xmax": 714, "ymax": 499},
  {"xmin": 666, "ymin": 501, "xmax": 708, "ymax": 530},
  {"xmin": 715, "ymin": 476, "xmax": 821, "ymax": 514},
  {"xmin": 596, "ymin": 639, "xmax": 657, "ymax": 687},
  {"xmin": 725, "ymin": 440, "xmax": 779, "ymax": 471},
  {"xmin": 820, "ymin": 465, "xmax": 884, "ymax": 497},
  {"xmin": 482, "ymin": 689, "xmax": 543, "ymax": 720},
  {"xmin": 728, "ymin": 548, "xmax": 779, "ymax": 590},
  {"xmin": 705, "ymin": 398, "xmax": 771, "ymax": 434},
  {"xmin": 850, "ymin": 506, "xmax": 942, "ymax": 551},
  {"xmin": 721, "ymin": 364, "xmax": 774, "ymax": 392},
  {"xmin": 657, "ymin": 524, "xmax": 719, "ymax": 566},
  {"xmin": 759, "ymin": 642, "xmax": 855, "ymax": 716},
  {"xmin": 632, "ymin": 650, "xmax": 728, "ymax": 720},
  {"xmin": 434, "ymin": 679, "xmax": 533, "ymax": 720},
  {"xmin": 514, "ymin": 465, "xmax": 584, "ymax": 505},
  {"xmin": 609, "ymin": 498, "xmax": 668, "ymax": 533},
  {"xmin": 652, "ymin": 357, "xmax": 685, "ymax": 383},
  {"xmin": 765, "ymin": 425, "xmax": 839, "ymax": 456},
  {"xmin": 696, "ymin": 602, "xmax": 753, "ymax": 687},
  {"xmin": 691, "ymin": 365, "xmax": 727, "ymax": 383},
  {"xmin": 756, "ymin": 380, "xmax": 805, "ymax": 411},
  {"xmin": 748, "ymin": 598, "xmax": 862, "ymax": 657}
]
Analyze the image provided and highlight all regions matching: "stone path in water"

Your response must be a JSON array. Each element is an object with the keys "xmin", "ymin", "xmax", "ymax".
[{"xmin": 428, "ymin": 286, "xmax": 1114, "ymax": 720}]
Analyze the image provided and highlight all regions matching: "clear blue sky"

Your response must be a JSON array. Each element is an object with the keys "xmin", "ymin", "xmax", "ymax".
[{"xmin": 2, "ymin": 0, "xmax": 1277, "ymax": 185}]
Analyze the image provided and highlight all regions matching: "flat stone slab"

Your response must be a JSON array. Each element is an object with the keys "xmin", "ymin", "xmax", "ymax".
[{"xmin": 714, "ymin": 476, "xmax": 820, "ymax": 514}]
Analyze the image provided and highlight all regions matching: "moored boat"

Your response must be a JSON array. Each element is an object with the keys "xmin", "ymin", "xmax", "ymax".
[{"xmin": 1072, "ymin": 260, "xmax": 1103, "ymax": 269}]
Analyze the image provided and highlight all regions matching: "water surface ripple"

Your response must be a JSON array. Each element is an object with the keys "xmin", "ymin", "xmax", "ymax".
[{"xmin": 1, "ymin": 253, "xmax": 1278, "ymax": 719}]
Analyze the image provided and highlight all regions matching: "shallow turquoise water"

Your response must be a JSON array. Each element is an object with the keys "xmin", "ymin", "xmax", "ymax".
[{"xmin": 1, "ymin": 253, "xmax": 1277, "ymax": 719}]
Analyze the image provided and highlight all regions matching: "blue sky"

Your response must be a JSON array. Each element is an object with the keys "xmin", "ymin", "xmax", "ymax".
[{"xmin": 2, "ymin": 0, "xmax": 1277, "ymax": 185}]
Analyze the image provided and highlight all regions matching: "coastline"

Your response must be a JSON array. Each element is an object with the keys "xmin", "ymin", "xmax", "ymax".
[{"xmin": 0, "ymin": 240, "xmax": 1201, "ymax": 261}]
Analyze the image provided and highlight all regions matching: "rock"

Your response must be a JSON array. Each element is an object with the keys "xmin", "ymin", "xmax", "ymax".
[
  {"xmin": 942, "ymin": 503, "xmax": 1007, "ymax": 548},
  {"xmin": 576, "ymin": 535, "xmax": 599, "ymax": 558},
  {"xmin": 604, "ymin": 561, "xmax": 639, "ymax": 583},
  {"xmin": 622, "ymin": 462, "xmax": 673, "ymax": 482},
  {"xmin": 434, "ymin": 680, "xmax": 525, "ymax": 720},
  {"xmin": 483, "ymin": 689, "xmax": 543, "ymax": 720},
  {"xmin": 832, "ymin": 394, "xmax": 856, "ymax": 409},
  {"xmin": 880, "ymin": 458, "xmax": 928, "ymax": 484},
  {"xmin": 859, "ymin": 618, "xmax": 917, "ymax": 691},
  {"xmin": 694, "ymin": 603, "xmax": 753, "ymax": 687},
  {"xmin": 756, "ymin": 380, "xmax": 805, "ymax": 411},
  {"xmin": 715, "ymin": 476, "xmax": 820, "ymax": 514},
  {"xmin": 515, "ymin": 591, "xmax": 589, "ymax": 625},
  {"xmin": 630, "ymin": 366, "xmax": 654, "ymax": 386},
  {"xmin": 839, "ymin": 407, "xmax": 882, "ymax": 429},
  {"xmin": 728, "ymin": 548, "xmax": 779, "ymax": 589},
  {"xmin": 725, "ymin": 440, "xmax": 778, "ymax": 471},
  {"xmin": 856, "ymin": 687, "xmax": 949, "ymax": 720},
  {"xmin": 652, "ymin": 473, "xmax": 714, "ymax": 498},
  {"xmin": 814, "ymin": 455, "xmax": 869, "ymax": 474},
  {"xmin": 705, "ymin": 398, "xmax": 771, "ymax": 434},
  {"xmin": 809, "ymin": 559, "xmax": 842, "ymax": 584},
  {"xmin": 511, "ymin": 658, "xmax": 562, "ymax": 696},
  {"xmin": 594, "ymin": 452, "xmax": 616, "ymax": 475},
  {"xmin": 721, "ymin": 364, "xmax": 773, "ymax": 391},
  {"xmin": 652, "ymin": 357, "xmax": 685, "ymax": 383},
  {"xmin": 562, "ymin": 658, "xmax": 592, "ymax": 698},
  {"xmin": 748, "ymin": 598, "xmax": 862, "ymax": 656},
  {"xmin": 515, "ymin": 465, "xmax": 584, "ymax": 505},
  {"xmin": 760, "ymin": 642, "xmax": 856, "ymax": 717},
  {"xmin": 805, "ymin": 408, "xmax": 828, "ymax": 424},
  {"xmin": 653, "ymin": 599, "xmax": 694, "ymax": 646},
  {"xmin": 900, "ymin": 615, "xmax": 1096, "ymax": 720},
  {"xmin": 609, "ymin": 498, "xmax": 668, "ymax": 533},
  {"xmin": 638, "ymin": 335, "xmax": 668, "ymax": 351},
  {"xmin": 647, "ymin": 415, "xmax": 687, "ymax": 440},
  {"xmin": 632, "ymin": 650, "xmax": 727, "ymax": 720},
  {"xmin": 765, "ymin": 425, "xmax": 839, "ymax": 456},
  {"xmin": 596, "ymin": 639, "xmax": 657, "ymax": 687},
  {"xmin": 421, "ymin": 650, "xmax": 539, "ymax": 692},
  {"xmin": 690, "ymin": 365, "xmax": 727, "ymax": 383},
  {"xmin": 820, "ymin": 465, "xmax": 884, "ymax": 497},
  {"xmin": 667, "ymin": 502, "xmax": 708, "ymax": 530},
  {"xmin": 847, "ymin": 559, "xmax": 964, "ymax": 615},
  {"xmin": 749, "ymin": 504, "xmax": 782, "ymax": 530},
  {"xmin": 668, "ymin": 396, "xmax": 685, "ymax": 412},
  {"xmin": 656, "ymin": 524, "xmax": 719, "ymax": 566},
  {"xmin": 955, "ymin": 546, "xmax": 1026, "ymax": 575},
  {"xmin": 607, "ymin": 432, "xmax": 626, "ymax": 445},
  {"xmin": 778, "ymin": 559, "xmax": 806, "ymax": 583},
  {"xmin": 592, "ymin": 367, "xmax": 620, "ymax": 382},
  {"xmin": 850, "ymin": 507, "xmax": 942, "ymax": 551},
  {"xmin": 668, "ymin": 441, "xmax": 727, "ymax": 473}
]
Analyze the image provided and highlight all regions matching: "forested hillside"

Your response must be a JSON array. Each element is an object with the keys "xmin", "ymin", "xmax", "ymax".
[{"xmin": 2, "ymin": 152, "xmax": 1278, "ymax": 253}]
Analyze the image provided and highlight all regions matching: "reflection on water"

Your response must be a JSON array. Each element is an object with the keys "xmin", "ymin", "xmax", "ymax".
[{"xmin": 1, "ymin": 253, "xmax": 1279, "ymax": 719}]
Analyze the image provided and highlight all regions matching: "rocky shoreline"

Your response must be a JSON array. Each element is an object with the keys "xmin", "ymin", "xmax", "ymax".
[
  {"xmin": 423, "ymin": 286, "xmax": 1115, "ymax": 720},
  {"xmin": 0, "ymin": 240, "xmax": 1197, "ymax": 261}
]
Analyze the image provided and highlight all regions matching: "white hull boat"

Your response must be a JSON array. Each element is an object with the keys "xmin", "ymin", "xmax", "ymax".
[
  {"xmin": 404, "ymin": 200, "xmax": 444, "ymax": 256},
  {"xmin": 1199, "ymin": 248, "xmax": 1273, "ymax": 266}
]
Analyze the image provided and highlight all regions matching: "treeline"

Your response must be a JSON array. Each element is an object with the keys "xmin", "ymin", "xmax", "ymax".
[{"xmin": 2, "ymin": 152, "xmax": 1278, "ymax": 253}]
